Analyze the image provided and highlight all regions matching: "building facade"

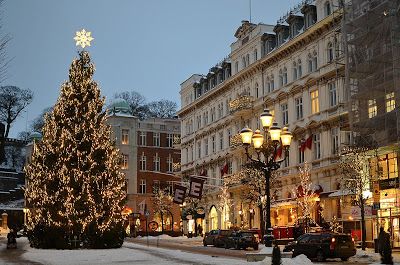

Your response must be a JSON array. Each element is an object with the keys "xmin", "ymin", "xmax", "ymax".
[
  {"xmin": 107, "ymin": 100, "xmax": 181, "ymax": 233},
  {"xmin": 179, "ymin": 0, "xmax": 351, "ymax": 238}
]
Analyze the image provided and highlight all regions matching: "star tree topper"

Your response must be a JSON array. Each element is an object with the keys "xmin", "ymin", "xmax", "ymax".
[{"xmin": 74, "ymin": 29, "xmax": 94, "ymax": 48}]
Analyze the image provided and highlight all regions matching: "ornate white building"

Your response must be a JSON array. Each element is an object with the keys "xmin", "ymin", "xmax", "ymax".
[{"xmin": 178, "ymin": 0, "xmax": 353, "ymax": 235}]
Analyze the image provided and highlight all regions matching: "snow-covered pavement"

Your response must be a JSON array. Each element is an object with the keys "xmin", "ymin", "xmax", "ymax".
[{"xmin": 0, "ymin": 236, "xmax": 399, "ymax": 265}]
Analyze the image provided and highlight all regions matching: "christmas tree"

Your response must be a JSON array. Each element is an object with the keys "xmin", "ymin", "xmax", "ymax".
[{"xmin": 25, "ymin": 49, "xmax": 126, "ymax": 249}]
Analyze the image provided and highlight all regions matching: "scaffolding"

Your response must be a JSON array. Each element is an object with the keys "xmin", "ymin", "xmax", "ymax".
[{"xmin": 344, "ymin": 0, "xmax": 400, "ymax": 148}]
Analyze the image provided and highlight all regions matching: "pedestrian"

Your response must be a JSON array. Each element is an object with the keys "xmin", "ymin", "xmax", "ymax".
[
  {"xmin": 378, "ymin": 227, "xmax": 393, "ymax": 264},
  {"xmin": 197, "ymin": 224, "xmax": 203, "ymax": 237}
]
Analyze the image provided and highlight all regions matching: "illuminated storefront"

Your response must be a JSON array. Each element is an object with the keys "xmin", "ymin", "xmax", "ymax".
[{"xmin": 369, "ymin": 152, "xmax": 400, "ymax": 247}]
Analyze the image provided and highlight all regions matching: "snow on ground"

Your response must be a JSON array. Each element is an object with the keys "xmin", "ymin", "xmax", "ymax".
[{"xmin": 7, "ymin": 236, "xmax": 399, "ymax": 265}]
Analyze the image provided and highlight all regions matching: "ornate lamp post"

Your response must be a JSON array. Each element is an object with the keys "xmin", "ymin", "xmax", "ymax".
[{"xmin": 240, "ymin": 109, "xmax": 292, "ymax": 239}]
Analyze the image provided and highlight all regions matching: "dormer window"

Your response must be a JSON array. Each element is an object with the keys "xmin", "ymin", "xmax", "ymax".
[{"xmin": 325, "ymin": 1, "xmax": 332, "ymax": 16}]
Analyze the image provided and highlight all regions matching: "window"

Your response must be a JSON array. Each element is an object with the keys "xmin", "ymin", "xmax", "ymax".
[
  {"xmin": 153, "ymin": 132, "xmax": 160, "ymax": 146},
  {"xmin": 121, "ymin": 154, "xmax": 128, "ymax": 169},
  {"xmin": 121, "ymin": 129, "xmax": 129, "ymax": 145},
  {"xmin": 283, "ymin": 67, "xmax": 288, "ymax": 85},
  {"xmin": 204, "ymin": 138, "xmax": 209, "ymax": 156},
  {"xmin": 140, "ymin": 153, "xmax": 146, "ymax": 170},
  {"xmin": 368, "ymin": 99, "xmax": 377, "ymax": 118},
  {"xmin": 211, "ymin": 107, "xmax": 216, "ymax": 122},
  {"xmin": 281, "ymin": 103, "xmax": 288, "ymax": 125},
  {"xmin": 298, "ymin": 141, "xmax": 305, "ymax": 163},
  {"xmin": 386, "ymin": 92, "xmax": 395, "ymax": 112},
  {"xmin": 246, "ymin": 54, "xmax": 250, "ymax": 66},
  {"xmin": 153, "ymin": 180, "xmax": 160, "ymax": 191},
  {"xmin": 325, "ymin": 1, "xmax": 332, "ymax": 16},
  {"xmin": 167, "ymin": 181, "xmax": 174, "ymax": 195},
  {"xmin": 369, "ymin": 152, "xmax": 398, "ymax": 180},
  {"xmin": 204, "ymin": 111, "xmax": 208, "ymax": 125},
  {"xmin": 197, "ymin": 116, "xmax": 201, "ymax": 129},
  {"xmin": 153, "ymin": 153, "xmax": 160, "ymax": 171},
  {"xmin": 295, "ymin": 97, "xmax": 303, "ymax": 120},
  {"xmin": 279, "ymin": 69, "xmax": 283, "ymax": 87},
  {"xmin": 327, "ymin": 42, "xmax": 334, "ymax": 62},
  {"xmin": 227, "ymin": 128, "xmax": 232, "ymax": 146},
  {"xmin": 219, "ymin": 132, "xmax": 224, "ymax": 150},
  {"xmin": 313, "ymin": 51, "xmax": 318, "ymax": 70},
  {"xmin": 297, "ymin": 59, "xmax": 302, "ymax": 78},
  {"xmin": 235, "ymin": 61, "xmax": 239, "ymax": 73},
  {"xmin": 283, "ymin": 151, "xmax": 290, "ymax": 167},
  {"xmin": 212, "ymin": 135, "xmax": 216, "ymax": 153},
  {"xmin": 311, "ymin": 90, "xmax": 320, "ymax": 114},
  {"xmin": 242, "ymin": 57, "xmax": 246, "ymax": 68},
  {"xmin": 331, "ymin": 127, "xmax": 339, "ymax": 155},
  {"xmin": 167, "ymin": 133, "xmax": 173, "ymax": 147},
  {"xmin": 140, "ymin": 179, "xmax": 146, "ymax": 194},
  {"xmin": 197, "ymin": 141, "xmax": 201, "ymax": 159},
  {"xmin": 139, "ymin": 131, "xmax": 147, "ymax": 146},
  {"xmin": 167, "ymin": 155, "xmax": 173, "ymax": 172},
  {"xmin": 160, "ymin": 124, "xmax": 166, "ymax": 130},
  {"xmin": 313, "ymin": 134, "xmax": 321, "ymax": 159},
  {"xmin": 328, "ymin": 82, "xmax": 337, "ymax": 107},
  {"xmin": 293, "ymin": 61, "xmax": 298, "ymax": 80},
  {"xmin": 254, "ymin": 49, "xmax": 258, "ymax": 61},
  {"xmin": 308, "ymin": 54, "xmax": 313, "ymax": 72},
  {"xmin": 255, "ymin": 83, "xmax": 259, "ymax": 98}
]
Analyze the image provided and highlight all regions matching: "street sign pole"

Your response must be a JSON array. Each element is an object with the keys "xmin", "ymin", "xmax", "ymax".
[{"xmin": 145, "ymin": 210, "xmax": 150, "ymax": 247}]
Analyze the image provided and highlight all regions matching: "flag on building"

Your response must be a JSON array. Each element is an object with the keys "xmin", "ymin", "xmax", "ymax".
[
  {"xmin": 305, "ymin": 134, "xmax": 313, "ymax": 149},
  {"xmin": 220, "ymin": 162, "xmax": 228, "ymax": 176}
]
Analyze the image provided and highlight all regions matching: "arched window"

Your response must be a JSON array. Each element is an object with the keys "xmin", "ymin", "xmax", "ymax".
[
  {"xmin": 283, "ymin": 67, "xmax": 288, "ymax": 85},
  {"xmin": 327, "ymin": 42, "xmax": 334, "ymax": 62},
  {"xmin": 297, "ymin": 59, "xmax": 302, "ymax": 77},
  {"xmin": 313, "ymin": 51, "xmax": 318, "ymax": 70},
  {"xmin": 325, "ymin": 1, "xmax": 332, "ymax": 16},
  {"xmin": 255, "ymin": 83, "xmax": 259, "ymax": 98},
  {"xmin": 308, "ymin": 53, "xmax": 313, "ymax": 72},
  {"xmin": 292, "ymin": 61, "xmax": 298, "ymax": 81}
]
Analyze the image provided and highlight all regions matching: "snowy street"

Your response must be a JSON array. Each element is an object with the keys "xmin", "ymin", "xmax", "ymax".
[{"xmin": 0, "ymin": 236, "xmax": 398, "ymax": 265}]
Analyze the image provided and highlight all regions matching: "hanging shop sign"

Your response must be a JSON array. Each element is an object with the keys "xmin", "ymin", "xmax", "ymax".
[
  {"xmin": 173, "ymin": 185, "xmax": 187, "ymax": 204},
  {"xmin": 188, "ymin": 176, "xmax": 205, "ymax": 199}
]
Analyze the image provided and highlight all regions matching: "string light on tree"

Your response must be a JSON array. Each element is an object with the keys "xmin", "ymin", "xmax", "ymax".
[{"xmin": 25, "ymin": 30, "xmax": 125, "ymax": 249}]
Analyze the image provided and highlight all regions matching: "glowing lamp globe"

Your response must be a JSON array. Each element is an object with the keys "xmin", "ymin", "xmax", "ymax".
[
  {"xmin": 252, "ymin": 129, "xmax": 264, "ymax": 149},
  {"xmin": 269, "ymin": 122, "xmax": 281, "ymax": 141},
  {"xmin": 280, "ymin": 127, "xmax": 293, "ymax": 147},
  {"xmin": 260, "ymin": 109, "xmax": 273, "ymax": 129},
  {"xmin": 240, "ymin": 126, "xmax": 253, "ymax": 145}
]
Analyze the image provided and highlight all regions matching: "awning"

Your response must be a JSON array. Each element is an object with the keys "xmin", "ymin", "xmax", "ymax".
[
  {"xmin": 328, "ymin": 189, "xmax": 354, "ymax": 198},
  {"xmin": 271, "ymin": 199, "xmax": 297, "ymax": 208}
]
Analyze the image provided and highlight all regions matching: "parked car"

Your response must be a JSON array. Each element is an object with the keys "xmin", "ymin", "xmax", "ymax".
[
  {"xmin": 292, "ymin": 232, "xmax": 356, "ymax": 262},
  {"xmin": 203, "ymin": 229, "xmax": 233, "ymax": 247},
  {"xmin": 225, "ymin": 231, "xmax": 259, "ymax": 250},
  {"xmin": 283, "ymin": 240, "xmax": 297, "ymax": 252}
]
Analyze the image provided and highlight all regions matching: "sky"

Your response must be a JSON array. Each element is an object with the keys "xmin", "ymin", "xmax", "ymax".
[{"xmin": 3, "ymin": 0, "xmax": 299, "ymax": 138}]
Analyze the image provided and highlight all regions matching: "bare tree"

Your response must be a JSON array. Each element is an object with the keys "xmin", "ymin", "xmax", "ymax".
[
  {"xmin": 147, "ymin": 99, "xmax": 177, "ymax": 118},
  {"xmin": 31, "ymin": 106, "xmax": 53, "ymax": 133},
  {"xmin": 0, "ymin": 0, "xmax": 12, "ymax": 84},
  {"xmin": 339, "ymin": 146, "xmax": 371, "ymax": 250},
  {"xmin": 292, "ymin": 163, "xmax": 317, "ymax": 231},
  {"xmin": 152, "ymin": 186, "xmax": 173, "ymax": 232},
  {"xmin": 113, "ymin": 91, "xmax": 149, "ymax": 120},
  {"xmin": 0, "ymin": 86, "xmax": 33, "ymax": 138}
]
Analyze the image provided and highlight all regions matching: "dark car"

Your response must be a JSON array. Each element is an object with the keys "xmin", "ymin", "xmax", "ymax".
[
  {"xmin": 292, "ymin": 233, "xmax": 356, "ymax": 262},
  {"xmin": 203, "ymin": 229, "xmax": 233, "ymax": 247},
  {"xmin": 225, "ymin": 231, "xmax": 259, "ymax": 250}
]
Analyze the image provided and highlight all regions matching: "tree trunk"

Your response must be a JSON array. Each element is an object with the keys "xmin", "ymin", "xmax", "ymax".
[
  {"xmin": 161, "ymin": 212, "xmax": 164, "ymax": 232},
  {"xmin": 360, "ymin": 197, "xmax": 366, "ymax": 250},
  {"xmin": 4, "ymin": 123, "xmax": 10, "ymax": 139}
]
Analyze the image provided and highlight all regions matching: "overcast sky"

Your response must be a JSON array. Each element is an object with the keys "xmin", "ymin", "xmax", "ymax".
[{"xmin": 4, "ymin": 0, "xmax": 298, "ymax": 138}]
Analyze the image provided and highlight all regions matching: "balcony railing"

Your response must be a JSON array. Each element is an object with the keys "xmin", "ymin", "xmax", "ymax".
[{"xmin": 229, "ymin": 95, "xmax": 254, "ymax": 114}]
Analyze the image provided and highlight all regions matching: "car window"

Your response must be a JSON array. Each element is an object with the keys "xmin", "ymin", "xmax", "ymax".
[
  {"xmin": 335, "ymin": 235, "xmax": 352, "ymax": 242},
  {"xmin": 321, "ymin": 234, "xmax": 332, "ymax": 242},
  {"xmin": 297, "ymin": 234, "xmax": 311, "ymax": 243},
  {"xmin": 211, "ymin": 230, "xmax": 217, "ymax": 235},
  {"xmin": 221, "ymin": 230, "xmax": 230, "ymax": 236},
  {"xmin": 309, "ymin": 235, "xmax": 321, "ymax": 243}
]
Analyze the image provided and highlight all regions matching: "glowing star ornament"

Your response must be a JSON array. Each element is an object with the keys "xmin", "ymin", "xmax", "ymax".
[{"xmin": 74, "ymin": 29, "xmax": 94, "ymax": 48}]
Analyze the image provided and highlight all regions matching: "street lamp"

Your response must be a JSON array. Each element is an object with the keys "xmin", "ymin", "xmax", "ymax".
[{"xmin": 240, "ymin": 109, "xmax": 292, "ymax": 239}]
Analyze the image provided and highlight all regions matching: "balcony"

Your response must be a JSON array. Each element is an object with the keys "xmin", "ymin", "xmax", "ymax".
[{"xmin": 229, "ymin": 95, "xmax": 254, "ymax": 115}]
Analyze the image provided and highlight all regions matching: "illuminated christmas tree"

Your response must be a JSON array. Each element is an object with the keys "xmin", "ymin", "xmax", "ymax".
[{"xmin": 25, "ymin": 42, "xmax": 126, "ymax": 248}]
